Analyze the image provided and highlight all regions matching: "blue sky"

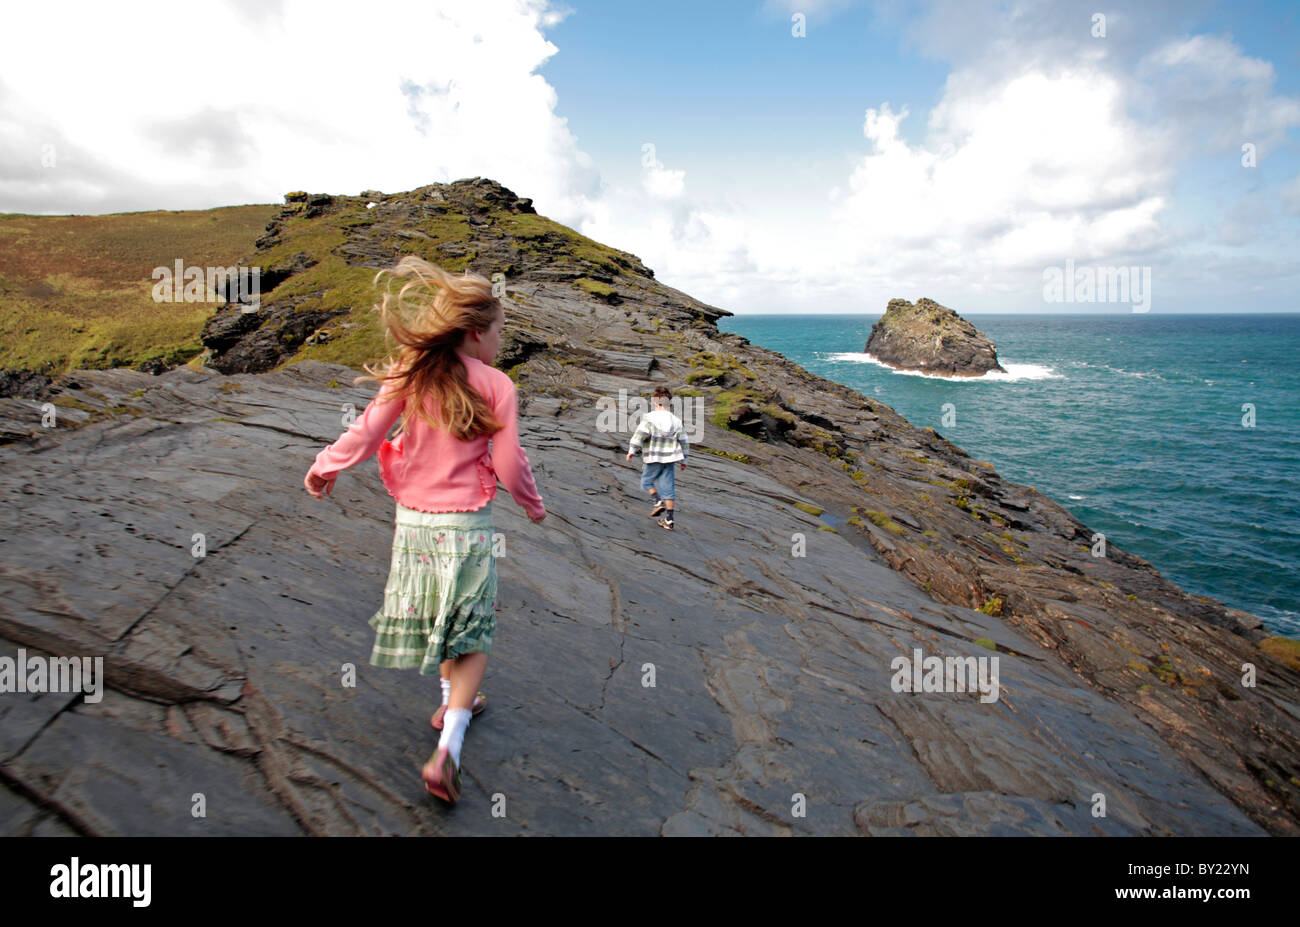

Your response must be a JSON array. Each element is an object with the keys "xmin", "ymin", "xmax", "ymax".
[
  {"xmin": 544, "ymin": 1, "xmax": 1299, "ymax": 196},
  {"xmin": 3, "ymin": 0, "xmax": 1298, "ymax": 314},
  {"xmin": 539, "ymin": 3, "xmax": 949, "ymax": 181}
]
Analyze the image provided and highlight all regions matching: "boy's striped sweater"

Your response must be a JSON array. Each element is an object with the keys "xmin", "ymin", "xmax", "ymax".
[{"xmin": 629, "ymin": 408, "xmax": 688, "ymax": 463}]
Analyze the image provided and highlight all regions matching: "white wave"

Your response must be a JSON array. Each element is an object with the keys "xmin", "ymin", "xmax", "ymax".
[
  {"xmin": 822, "ymin": 352, "xmax": 1058, "ymax": 381},
  {"xmin": 1068, "ymin": 493, "xmax": 1085, "ymax": 500},
  {"xmin": 987, "ymin": 363, "xmax": 1060, "ymax": 381},
  {"xmin": 1076, "ymin": 361, "xmax": 1168, "ymax": 382}
]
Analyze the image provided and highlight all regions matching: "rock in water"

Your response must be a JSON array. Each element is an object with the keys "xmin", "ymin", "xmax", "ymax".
[{"xmin": 865, "ymin": 298, "xmax": 1006, "ymax": 377}]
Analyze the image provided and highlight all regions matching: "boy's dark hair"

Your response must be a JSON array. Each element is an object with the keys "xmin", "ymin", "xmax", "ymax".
[{"xmin": 652, "ymin": 386, "xmax": 673, "ymax": 402}]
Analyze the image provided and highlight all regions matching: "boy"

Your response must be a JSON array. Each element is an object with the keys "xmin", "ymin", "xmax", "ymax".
[{"xmin": 626, "ymin": 386, "xmax": 688, "ymax": 530}]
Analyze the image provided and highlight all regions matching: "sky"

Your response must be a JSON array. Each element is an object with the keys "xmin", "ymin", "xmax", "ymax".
[{"xmin": 1, "ymin": 0, "xmax": 1298, "ymax": 314}]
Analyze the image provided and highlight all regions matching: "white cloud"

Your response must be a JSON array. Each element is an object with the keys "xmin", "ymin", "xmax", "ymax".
[
  {"xmin": 834, "ymin": 69, "xmax": 1173, "ymax": 271},
  {"xmin": 640, "ymin": 152, "xmax": 686, "ymax": 199},
  {"xmin": 1137, "ymin": 34, "xmax": 1300, "ymax": 157},
  {"xmin": 0, "ymin": 0, "xmax": 600, "ymax": 224},
  {"xmin": 588, "ymin": 59, "xmax": 1179, "ymax": 313}
]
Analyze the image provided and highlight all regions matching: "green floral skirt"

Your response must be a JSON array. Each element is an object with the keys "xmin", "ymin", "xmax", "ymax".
[{"xmin": 368, "ymin": 501, "xmax": 497, "ymax": 676}]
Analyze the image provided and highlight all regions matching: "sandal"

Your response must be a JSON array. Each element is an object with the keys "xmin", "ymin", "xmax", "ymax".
[
  {"xmin": 422, "ymin": 746, "xmax": 461, "ymax": 803},
  {"xmin": 431, "ymin": 692, "xmax": 487, "ymax": 730}
]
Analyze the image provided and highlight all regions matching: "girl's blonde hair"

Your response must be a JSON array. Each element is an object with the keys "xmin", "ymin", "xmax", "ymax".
[{"xmin": 354, "ymin": 256, "xmax": 504, "ymax": 441}]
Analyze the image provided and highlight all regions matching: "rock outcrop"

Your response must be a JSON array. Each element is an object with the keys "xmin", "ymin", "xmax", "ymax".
[
  {"xmin": 0, "ymin": 180, "xmax": 1296, "ymax": 836},
  {"xmin": 198, "ymin": 177, "xmax": 662, "ymax": 376},
  {"xmin": 0, "ymin": 369, "xmax": 55, "ymax": 401},
  {"xmin": 866, "ymin": 298, "xmax": 1006, "ymax": 377}
]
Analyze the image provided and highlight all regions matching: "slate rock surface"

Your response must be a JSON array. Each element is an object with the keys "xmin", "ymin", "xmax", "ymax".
[{"xmin": 0, "ymin": 357, "xmax": 1284, "ymax": 835}]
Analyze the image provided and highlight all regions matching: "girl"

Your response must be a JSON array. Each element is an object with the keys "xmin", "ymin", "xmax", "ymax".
[{"xmin": 303, "ymin": 255, "xmax": 546, "ymax": 804}]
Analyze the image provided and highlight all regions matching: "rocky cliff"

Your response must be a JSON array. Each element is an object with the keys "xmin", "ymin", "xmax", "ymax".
[
  {"xmin": 866, "ymin": 298, "xmax": 1006, "ymax": 377},
  {"xmin": 0, "ymin": 179, "xmax": 1296, "ymax": 836}
]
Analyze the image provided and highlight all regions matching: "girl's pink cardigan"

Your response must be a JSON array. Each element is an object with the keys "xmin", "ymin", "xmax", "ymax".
[{"xmin": 308, "ymin": 352, "xmax": 546, "ymax": 519}]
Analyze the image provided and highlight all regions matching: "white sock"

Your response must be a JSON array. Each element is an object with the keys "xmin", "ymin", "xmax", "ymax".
[
  {"xmin": 438, "ymin": 707, "xmax": 472, "ymax": 767},
  {"xmin": 440, "ymin": 677, "xmax": 451, "ymax": 706}
]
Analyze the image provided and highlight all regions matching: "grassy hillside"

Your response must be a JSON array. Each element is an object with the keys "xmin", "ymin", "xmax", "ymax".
[
  {"xmin": 288, "ymin": 207, "xmax": 638, "ymax": 372},
  {"xmin": 0, "ymin": 181, "xmax": 657, "ymax": 379},
  {"xmin": 197, "ymin": 181, "xmax": 659, "ymax": 375},
  {"xmin": 0, "ymin": 204, "xmax": 277, "ymax": 374}
]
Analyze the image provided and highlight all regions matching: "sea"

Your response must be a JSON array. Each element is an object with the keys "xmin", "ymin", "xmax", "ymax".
[{"xmin": 716, "ymin": 313, "xmax": 1300, "ymax": 638}]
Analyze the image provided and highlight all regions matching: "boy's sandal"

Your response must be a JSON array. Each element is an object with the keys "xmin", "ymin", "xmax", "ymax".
[
  {"xmin": 422, "ymin": 747, "xmax": 461, "ymax": 803},
  {"xmin": 431, "ymin": 692, "xmax": 487, "ymax": 730}
]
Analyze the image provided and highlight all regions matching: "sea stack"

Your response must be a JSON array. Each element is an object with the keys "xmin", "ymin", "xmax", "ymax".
[{"xmin": 864, "ymin": 298, "xmax": 1006, "ymax": 377}]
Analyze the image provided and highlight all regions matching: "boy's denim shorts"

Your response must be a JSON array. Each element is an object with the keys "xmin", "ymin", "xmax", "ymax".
[{"xmin": 640, "ymin": 461, "xmax": 676, "ymax": 500}]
